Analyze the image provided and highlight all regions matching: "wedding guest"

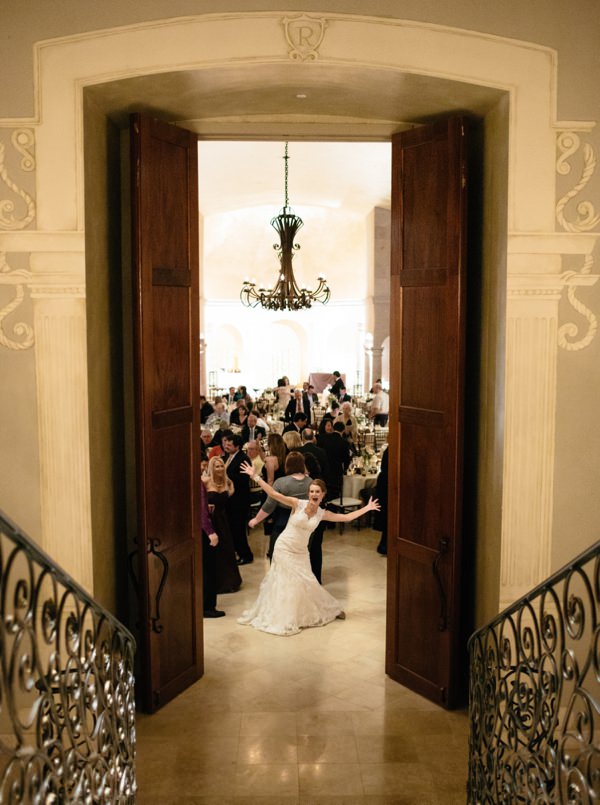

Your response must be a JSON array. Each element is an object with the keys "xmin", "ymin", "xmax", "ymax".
[
  {"xmin": 206, "ymin": 400, "xmax": 229, "ymax": 428},
  {"xmin": 285, "ymin": 387, "xmax": 311, "ymax": 424},
  {"xmin": 223, "ymin": 433, "xmax": 253, "ymax": 564},
  {"xmin": 203, "ymin": 457, "xmax": 242, "ymax": 593},
  {"xmin": 374, "ymin": 446, "xmax": 389, "ymax": 555},
  {"xmin": 200, "ymin": 481, "xmax": 225, "ymax": 618},
  {"xmin": 337, "ymin": 401, "xmax": 359, "ymax": 454},
  {"xmin": 241, "ymin": 411, "xmax": 266, "ymax": 443},
  {"xmin": 263, "ymin": 432, "xmax": 287, "ymax": 486},
  {"xmin": 329, "ymin": 371, "xmax": 345, "ymax": 399},
  {"xmin": 283, "ymin": 411, "xmax": 308, "ymax": 435},
  {"xmin": 275, "ymin": 377, "xmax": 292, "ymax": 412},
  {"xmin": 369, "ymin": 382, "xmax": 390, "ymax": 426},
  {"xmin": 200, "ymin": 428, "xmax": 214, "ymax": 462},
  {"xmin": 318, "ymin": 421, "xmax": 352, "ymax": 501},
  {"xmin": 249, "ymin": 451, "xmax": 311, "ymax": 560},
  {"xmin": 283, "ymin": 430, "xmax": 302, "ymax": 452},
  {"xmin": 208, "ymin": 425, "xmax": 233, "ymax": 460},
  {"xmin": 200, "ymin": 395, "xmax": 214, "ymax": 424},
  {"xmin": 229, "ymin": 402, "xmax": 248, "ymax": 426}
]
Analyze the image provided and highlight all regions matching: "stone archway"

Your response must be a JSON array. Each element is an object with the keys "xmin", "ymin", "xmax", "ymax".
[{"xmin": 3, "ymin": 12, "xmax": 597, "ymax": 618}]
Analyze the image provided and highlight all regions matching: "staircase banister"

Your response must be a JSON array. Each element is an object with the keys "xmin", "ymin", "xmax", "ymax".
[{"xmin": 0, "ymin": 507, "xmax": 136, "ymax": 644}]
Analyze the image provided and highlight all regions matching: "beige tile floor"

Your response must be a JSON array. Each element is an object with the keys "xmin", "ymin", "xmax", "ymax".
[{"xmin": 136, "ymin": 526, "xmax": 469, "ymax": 804}]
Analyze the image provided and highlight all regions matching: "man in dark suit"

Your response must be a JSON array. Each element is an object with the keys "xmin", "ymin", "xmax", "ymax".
[
  {"xmin": 329, "ymin": 371, "xmax": 344, "ymax": 399},
  {"xmin": 298, "ymin": 427, "xmax": 330, "ymax": 485},
  {"xmin": 319, "ymin": 421, "xmax": 352, "ymax": 501},
  {"xmin": 223, "ymin": 433, "xmax": 253, "ymax": 564},
  {"xmin": 285, "ymin": 387, "xmax": 311, "ymax": 424},
  {"xmin": 241, "ymin": 411, "xmax": 266, "ymax": 443},
  {"xmin": 297, "ymin": 428, "xmax": 330, "ymax": 583},
  {"xmin": 283, "ymin": 412, "xmax": 308, "ymax": 435},
  {"xmin": 338, "ymin": 386, "xmax": 352, "ymax": 403},
  {"xmin": 199, "ymin": 395, "xmax": 214, "ymax": 424}
]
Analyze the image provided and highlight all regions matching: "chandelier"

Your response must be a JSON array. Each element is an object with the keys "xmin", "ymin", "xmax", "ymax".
[{"xmin": 240, "ymin": 142, "xmax": 331, "ymax": 311}]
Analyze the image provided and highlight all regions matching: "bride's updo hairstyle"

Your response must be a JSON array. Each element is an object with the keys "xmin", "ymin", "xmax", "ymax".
[{"xmin": 310, "ymin": 479, "xmax": 327, "ymax": 496}]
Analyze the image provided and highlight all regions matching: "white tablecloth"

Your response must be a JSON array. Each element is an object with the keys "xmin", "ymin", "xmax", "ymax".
[{"xmin": 342, "ymin": 473, "xmax": 377, "ymax": 500}]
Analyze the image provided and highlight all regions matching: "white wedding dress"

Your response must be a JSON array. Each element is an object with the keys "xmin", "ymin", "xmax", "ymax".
[{"xmin": 238, "ymin": 499, "xmax": 343, "ymax": 635}]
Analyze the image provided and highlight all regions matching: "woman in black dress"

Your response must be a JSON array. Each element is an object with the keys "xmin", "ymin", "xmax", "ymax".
[{"xmin": 204, "ymin": 456, "xmax": 242, "ymax": 593}]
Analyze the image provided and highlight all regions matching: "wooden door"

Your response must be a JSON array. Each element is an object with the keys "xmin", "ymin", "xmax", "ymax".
[
  {"xmin": 386, "ymin": 117, "xmax": 468, "ymax": 708},
  {"xmin": 130, "ymin": 114, "xmax": 202, "ymax": 712}
]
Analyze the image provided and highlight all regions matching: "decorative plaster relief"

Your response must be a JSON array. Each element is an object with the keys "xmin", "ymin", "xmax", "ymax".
[
  {"xmin": 0, "ymin": 252, "xmax": 33, "ymax": 350},
  {"xmin": 556, "ymin": 132, "xmax": 600, "ymax": 233},
  {"xmin": 282, "ymin": 14, "xmax": 327, "ymax": 61},
  {"xmin": 555, "ymin": 131, "xmax": 600, "ymax": 351},
  {"xmin": 0, "ymin": 129, "xmax": 35, "ymax": 230},
  {"xmin": 558, "ymin": 254, "xmax": 598, "ymax": 351}
]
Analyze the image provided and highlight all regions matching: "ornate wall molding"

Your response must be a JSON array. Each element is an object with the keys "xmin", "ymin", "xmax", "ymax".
[
  {"xmin": 508, "ymin": 233, "xmax": 600, "ymax": 352},
  {"xmin": 556, "ymin": 131, "xmax": 600, "ymax": 233},
  {"xmin": 0, "ymin": 251, "xmax": 34, "ymax": 350},
  {"xmin": 0, "ymin": 129, "xmax": 36, "ymax": 230},
  {"xmin": 558, "ymin": 254, "xmax": 598, "ymax": 351},
  {"xmin": 282, "ymin": 14, "xmax": 328, "ymax": 61}
]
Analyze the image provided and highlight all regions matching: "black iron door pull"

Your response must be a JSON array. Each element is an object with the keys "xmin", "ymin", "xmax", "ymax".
[
  {"xmin": 432, "ymin": 537, "xmax": 449, "ymax": 632},
  {"xmin": 148, "ymin": 539, "xmax": 169, "ymax": 633}
]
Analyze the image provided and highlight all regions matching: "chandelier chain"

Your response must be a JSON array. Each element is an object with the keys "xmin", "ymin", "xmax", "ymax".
[{"xmin": 283, "ymin": 141, "xmax": 289, "ymax": 208}]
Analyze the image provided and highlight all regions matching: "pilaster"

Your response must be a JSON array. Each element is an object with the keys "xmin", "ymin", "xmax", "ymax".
[
  {"xmin": 500, "ymin": 234, "xmax": 599, "ymax": 608},
  {"xmin": 29, "ymin": 251, "xmax": 93, "ymax": 591}
]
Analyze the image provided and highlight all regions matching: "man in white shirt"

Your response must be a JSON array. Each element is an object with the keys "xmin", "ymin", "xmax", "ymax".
[{"xmin": 369, "ymin": 382, "xmax": 389, "ymax": 427}]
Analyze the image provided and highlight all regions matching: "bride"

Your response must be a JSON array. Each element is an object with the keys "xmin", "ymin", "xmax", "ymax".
[{"xmin": 237, "ymin": 461, "xmax": 380, "ymax": 636}]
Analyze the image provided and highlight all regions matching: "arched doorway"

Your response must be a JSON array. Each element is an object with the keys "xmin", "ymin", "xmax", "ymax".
[{"xmin": 23, "ymin": 11, "xmax": 570, "ymax": 652}]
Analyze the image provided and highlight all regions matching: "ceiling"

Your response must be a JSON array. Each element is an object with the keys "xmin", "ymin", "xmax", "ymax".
[
  {"xmin": 87, "ymin": 61, "xmax": 503, "ymax": 217},
  {"xmin": 197, "ymin": 140, "xmax": 393, "ymax": 216}
]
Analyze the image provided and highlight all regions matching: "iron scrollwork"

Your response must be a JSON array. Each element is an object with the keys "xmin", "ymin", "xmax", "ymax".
[
  {"xmin": 0, "ymin": 509, "xmax": 137, "ymax": 803},
  {"xmin": 468, "ymin": 540, "xmax": 600, "ymax": 804}
]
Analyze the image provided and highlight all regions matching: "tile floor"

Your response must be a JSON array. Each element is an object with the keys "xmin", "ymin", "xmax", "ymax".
[{"xmin": 136, "ymin": 525, "xmax": 469, "ymax": 804}]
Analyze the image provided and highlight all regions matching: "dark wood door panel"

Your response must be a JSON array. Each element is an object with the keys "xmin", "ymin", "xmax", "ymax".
[
  {"xmin": 147, "ymin": 422, "xmax": 194, "ymax": 550},
  {"xmin": 149, "ymin": 284, "xmax": 193, "ymax": 411},
  {"xmin": 131, "ymin": 113, "xmax": 202, "ymax": 712},
  {"xmin": 386, "ymin": 117, "xmax": 468, "ymax": 709}
]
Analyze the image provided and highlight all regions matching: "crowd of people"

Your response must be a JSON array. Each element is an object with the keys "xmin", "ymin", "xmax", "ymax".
[{"xmin": 198, "ymin": 372, "xmax": 389, "ymax": 634}]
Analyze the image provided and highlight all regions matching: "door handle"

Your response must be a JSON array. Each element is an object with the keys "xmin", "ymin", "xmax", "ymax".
[
  {"xmin": 148, "ymin": 539, "xmax": 169, "ymax": 634},
  {"xmin": 432, "ymin": 537, "xmax": 449, "ymax": 632}
]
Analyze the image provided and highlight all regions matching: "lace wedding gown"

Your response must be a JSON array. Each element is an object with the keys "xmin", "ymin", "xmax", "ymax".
[{"xmin": 238, "ymin": 499, "xmax": 343, "ymax": 635}]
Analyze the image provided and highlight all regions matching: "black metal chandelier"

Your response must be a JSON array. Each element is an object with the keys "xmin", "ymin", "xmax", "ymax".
[{"xmin": 240, "ymin": 142, "xmax": 330, "ymax": 311}]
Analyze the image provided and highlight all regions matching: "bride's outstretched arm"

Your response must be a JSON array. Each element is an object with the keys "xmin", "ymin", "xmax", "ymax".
[
  {"xmin": 240, "ymin": 461, "xmax": 299, "ymax": 510},
  {"xmin": 322, "ymin": 497, "xmax": 381, "ymax": 523}
]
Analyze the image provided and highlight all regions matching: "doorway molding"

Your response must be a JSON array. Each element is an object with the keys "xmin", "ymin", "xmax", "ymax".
[{"xmin": 1, "ymin": 11, "xmax": 597, "ymax": 613}]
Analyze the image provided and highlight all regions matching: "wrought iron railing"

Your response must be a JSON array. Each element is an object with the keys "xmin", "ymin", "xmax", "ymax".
[
  {"xmin": 468, "ymin": 540, "xmax": 600, "ymax": 804},
  {"xmin": 0, "ymin": 510, "xmax": 136, "ymax": 803}
]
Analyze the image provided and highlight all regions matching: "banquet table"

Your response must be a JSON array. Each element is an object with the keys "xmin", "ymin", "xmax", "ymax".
[{"xmin": 342, "ymin": 472, "xmax": 378, "ymax": 500}]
